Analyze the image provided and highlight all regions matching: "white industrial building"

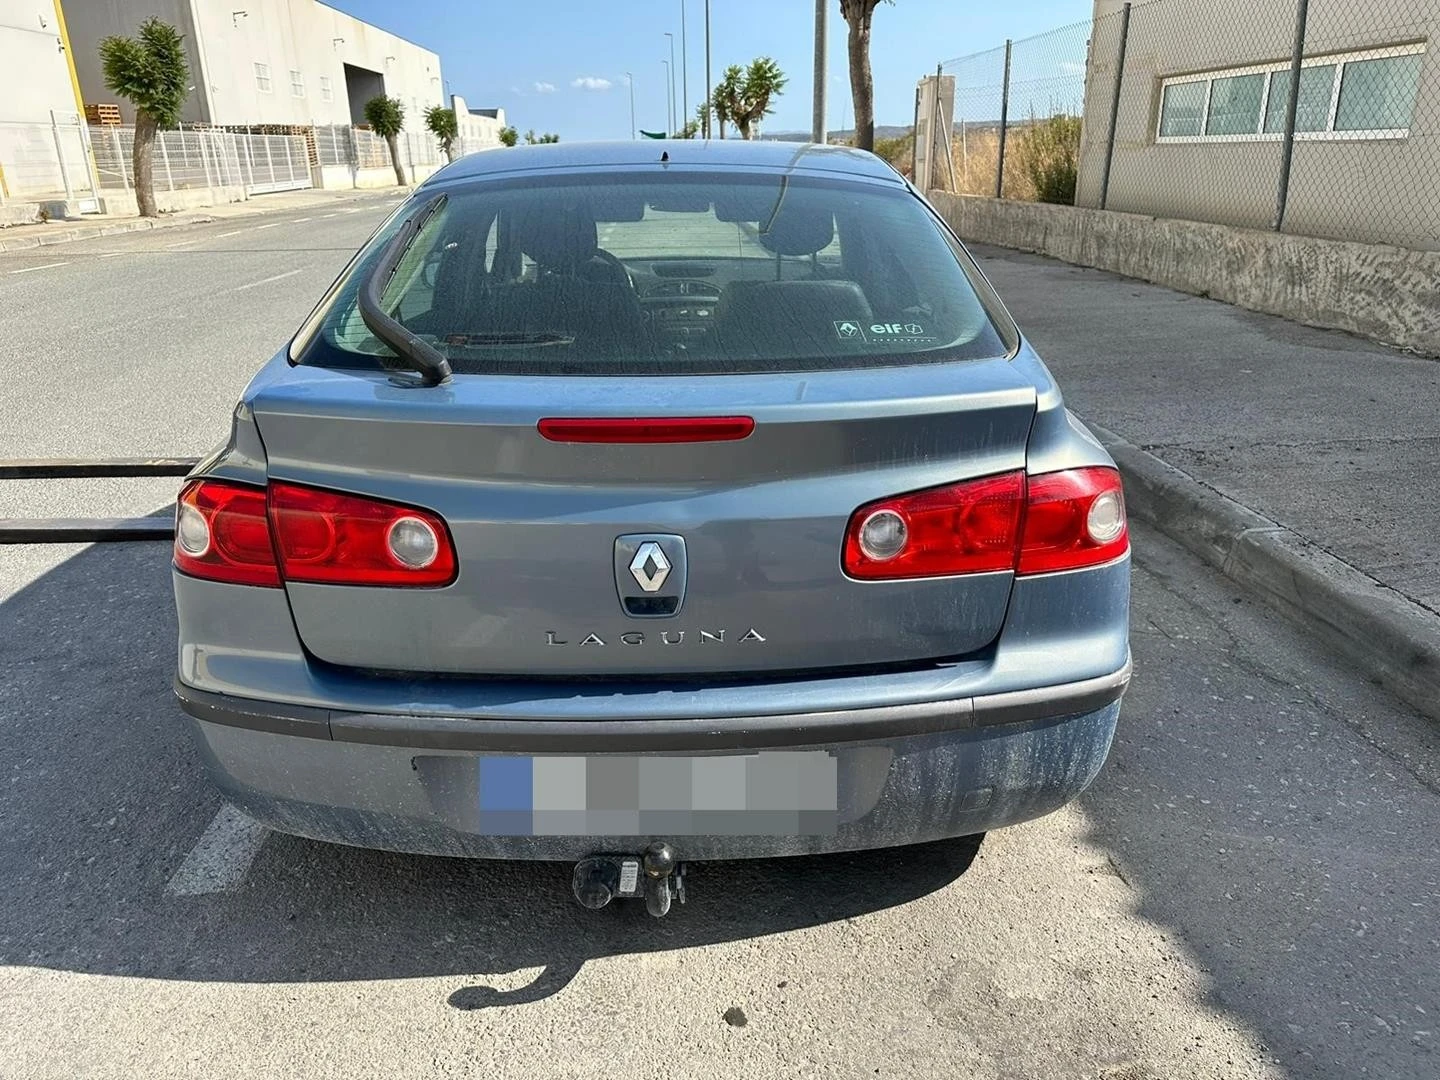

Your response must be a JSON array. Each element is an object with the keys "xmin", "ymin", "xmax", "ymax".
[
  {"xmin": 64, "ymin": 0, "xmax": 444, "ymax": 130},
  {"xmin": 451, "ymin": 96, "xmax": 507, "ymax": 148}
]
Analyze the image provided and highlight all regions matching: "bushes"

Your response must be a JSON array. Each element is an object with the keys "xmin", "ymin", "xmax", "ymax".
[{"xmin": 1014, "ymin": 114, "xmax": 1081, "ymax": 205}]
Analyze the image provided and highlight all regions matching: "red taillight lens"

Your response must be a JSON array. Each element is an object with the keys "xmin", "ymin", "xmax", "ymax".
[
  {"xmin": 842, "ymin": 466, "xmax": 1128, "ymax": 580},
  {"xmin": 537, "ymin": 417, "xmax": 755, "ymax": 443},
  {"xmin": 174, "ymin": 478, "xmax": 457, "ymax": 588},
  {"xmin": 267, "ymin": 482, "xmax": 457, "ymax": 587},
  {"xmin": 843, "ymin": 471, "xmax": 1026, "ymax": 579},
  {"xmin": 174, "ymin": 479, "xmax": 281, "ymax": 587},
  {"xmin": 1017, "ymin": 467, "xmax": 1128, "ymax": 575}
]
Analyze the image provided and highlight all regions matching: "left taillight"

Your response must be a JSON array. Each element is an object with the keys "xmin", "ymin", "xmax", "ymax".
[
  {"xmin": 174, "ymin": 479, "xmax": 457, "ymax": 588},
  {"xmin": 174, "ymin": 479, "xmax": 281, "ymax": 587}
]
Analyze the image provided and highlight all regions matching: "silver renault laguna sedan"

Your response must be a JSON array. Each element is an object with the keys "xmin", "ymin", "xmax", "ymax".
[{"xmin": 173, "ymin": 141, "xmax": 1129, "ymax": 915}]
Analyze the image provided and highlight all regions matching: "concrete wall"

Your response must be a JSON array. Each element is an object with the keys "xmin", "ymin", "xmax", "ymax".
[
  {"xmin": 930, "ymin": 191, "xmax": 1440, "ymax": 358},
  {"xmin": 64, "ymin": 0, "xmax": 443, "ymax": 130},
  {"xmin": 1076, "ymin": 0, "xmax": 1440, "ymax": 250},
  {"xmin": 1, "ymin": 0, "xmax": 87, "ymax": 122}
]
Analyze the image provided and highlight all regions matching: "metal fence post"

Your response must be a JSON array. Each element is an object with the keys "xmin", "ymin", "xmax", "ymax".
[
  {"xmin": 110, "ymin": 125, "xmax": 127, "ymax": 188},
  {"xmin": 995, "ymin": 40, "xmax": 1012, "ymax": 199},
  {"xmin": 930, "ymin": 63, "xmax": 945, "ymax": 192},
  {"xmin": 1273, "ymin": 0, "xmax": 1310, "ymax": 231},
  {"xmin": 158, "ymin": 132, "xmax": 175, "ymax": 191},
  {"xmin": 51, "ymin": 112, "xmax": 76, "ymax": 202},
  {"xmin": 1099, "ymin": 2, "xmax": 1132, "ymax": 210}
]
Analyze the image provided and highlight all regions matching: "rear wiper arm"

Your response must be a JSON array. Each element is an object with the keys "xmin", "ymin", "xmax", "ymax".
[{"xmin": 357, "ymin": 192, "xmax": 452, "ymax": 387}]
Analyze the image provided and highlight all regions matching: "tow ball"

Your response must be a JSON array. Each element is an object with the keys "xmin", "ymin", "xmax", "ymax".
[{"xmin": 571, "ymin": 842, "xmax": 686, "ymax": 917}]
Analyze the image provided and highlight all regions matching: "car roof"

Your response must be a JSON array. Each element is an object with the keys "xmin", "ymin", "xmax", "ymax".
[{"xmin": 421, "ymin": 140, "xmax": 906, "ymax": 189}]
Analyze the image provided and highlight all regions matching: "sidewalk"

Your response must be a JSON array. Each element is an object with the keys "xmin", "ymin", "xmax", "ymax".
[
  {"xmin": 972, "ymin": 243, "xmax": 1440, "ymax": 721},
  {"xmin": 0, "ymin": 186, "xmax": 408, "ymax": 253}
]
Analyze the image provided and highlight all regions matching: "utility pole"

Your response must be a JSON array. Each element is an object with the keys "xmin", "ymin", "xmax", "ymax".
[
  {"xmin": 681, "ymin": 0, "xmax": 689, "ymax": 135},
  {"xmin": 812, "ymin": 0, "xmax": 828, "ymax": 143},
  {"xmin": 664, "ymin": 32, "xmax": 677, "ymax": 135},
  {"xmin": 704, "ymin": 0, "xmax": 712, "ymax": 138},
  {"xmin": 626, "ymin": 72, "xmax": 636, "ymax": 140}
]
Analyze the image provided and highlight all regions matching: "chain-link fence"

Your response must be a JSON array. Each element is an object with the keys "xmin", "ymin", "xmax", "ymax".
[{"xmin": 927, "ymin": 0, "xmax": 1439, "ymax": 250}]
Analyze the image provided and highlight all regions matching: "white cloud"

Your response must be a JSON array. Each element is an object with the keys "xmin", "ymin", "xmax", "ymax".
[
  {"xmin": 571, "ymin": 76, "xmax": 613, "ymax": 91},
  {"xmin": 533, "ymin": 81, "xmax": 557, "ymax": 94}
]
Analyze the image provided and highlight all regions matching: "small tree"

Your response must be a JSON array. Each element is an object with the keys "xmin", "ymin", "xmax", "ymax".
[
  {"xmin": 498, "ymin": 126, "xmax": 519, "ymax": 147},
  {"xmin": 99, "ymin": 18, "xmax": 189, "ymax": 218},
  {"xmin": 839, "ymin": 0, "xmax": 891, "ymax": 152},
  {"xmin": 364, "ymin": 95, "xmax": 407, "ymax": 185},
  {"xmin": 711, "ymin": 66, "xmax": 744, "ymax": 139},
  {"xmin": 425, "ymin": 104, "xmax": 459, "ymax": 163},
  {"xmin": 735, "ymin": 57, "xmax": 786, "ymax": 140},
  {"xmin": 1015, "ymin": 114, "xmax": 1082, "ymax": 205}
]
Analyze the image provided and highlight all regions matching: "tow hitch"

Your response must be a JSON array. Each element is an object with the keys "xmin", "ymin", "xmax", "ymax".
[{"xmin": 572, "ymin": 842, "xmax": 686, "ymax": 917}]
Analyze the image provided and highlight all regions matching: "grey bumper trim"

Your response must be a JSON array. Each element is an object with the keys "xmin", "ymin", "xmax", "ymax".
[{"xmin": 174, "ymin": 661, "xmax": 1130, "ymax": 752}]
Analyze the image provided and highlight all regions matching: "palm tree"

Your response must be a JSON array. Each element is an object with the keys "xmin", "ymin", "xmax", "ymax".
[
  {"xmin": 98, "ymin": 18, "xmax": 189, "ymax": 218},
  {"xmin": 424, "ymin": 104, "xmax": 458, "ymax": 164},
  {"xmin": 364, "ymin": 96, "xmax": 407, "ymax": 185},
  {"xmin": 840, "ymin": 0, "xmax": 889, "ymax": 152},
  {"xmin": 710, "ymin": 65, "xmax": 744, "ymax": 139},
  {"xmin": 735, "ymin": 57, "xmax": 786, "ymax": 140}
]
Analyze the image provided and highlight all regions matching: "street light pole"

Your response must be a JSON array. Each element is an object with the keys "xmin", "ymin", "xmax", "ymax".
[
  {"xmin": 626, "ymin": 72, "xmax": 636, "ymax": 140},
  {"xmin": 704, "ymin": 0, "xmax": 712, "ymax": 138},
  {"xmin": 661, "ymin": 58, "xmax": 673, "ymax": 135},
  {"xmin": 664, "ymin": 32, "xmax": 677, "ymax": 135},
  {"xmin": 812, "ymin": 0, "xmax": 827, "ymax": 143},
  {"xmin": 681, "ymin": 0, "xmax": 689, "ymax": 135}
]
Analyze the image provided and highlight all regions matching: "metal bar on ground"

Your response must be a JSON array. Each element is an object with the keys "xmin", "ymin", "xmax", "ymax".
[
  {"xmin": 0, "ymin": 517, "xmax": 173, "ymax": 544},
  {"xmin": 1099, "ymin": 2, "xmax": 1133, "ymax": 211},
  {"xmin": 0, "ymin": 457, "xmax": 198, "ymax": 480}
]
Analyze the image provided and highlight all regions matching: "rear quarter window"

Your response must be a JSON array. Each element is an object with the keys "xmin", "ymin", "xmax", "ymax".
[{"xmin": 293, "ymin": 171, "xmax": 1016, "ymax": 377}]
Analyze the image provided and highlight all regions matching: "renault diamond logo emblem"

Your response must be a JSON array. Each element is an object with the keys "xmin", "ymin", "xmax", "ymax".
[{"xmin": 629, "ymin": 541, "xmax": 672, "ymax": 593}]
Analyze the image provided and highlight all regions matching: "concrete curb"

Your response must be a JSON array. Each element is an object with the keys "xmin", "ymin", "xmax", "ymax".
[
  {"xmin": 0, "ymin": 213, "xmax": 214, "ymax": 252},
  {"xmin": 1092, "ymin": 423, "xmax": 1440, "ymax": 724}
]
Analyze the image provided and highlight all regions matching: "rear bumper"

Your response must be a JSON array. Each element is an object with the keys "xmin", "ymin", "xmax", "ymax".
[{"xmin": 174, "ymin": 662, "xmax": 1127, "ymax": 860}]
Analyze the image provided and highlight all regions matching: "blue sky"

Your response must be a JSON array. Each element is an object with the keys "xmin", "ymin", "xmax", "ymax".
[{"xmin": 329, "ymin": 0, "xmax": 1092, "ymax": 139}]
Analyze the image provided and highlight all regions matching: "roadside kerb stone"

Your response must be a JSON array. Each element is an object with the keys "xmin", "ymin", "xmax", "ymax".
[
  {"xmin": 0, "ymin": 214, "xmax": 213, "ymax": 252},
  {"xmin": 1092, "ymin": 422, "xmax": 1440, "ymax": 724}
]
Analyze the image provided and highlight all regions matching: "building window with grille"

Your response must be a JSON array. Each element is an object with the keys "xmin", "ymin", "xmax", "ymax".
[
  {"xmin": 291, "ymin": 70, "xmax": 305, "ymax": 98},
  {"xmin": 320, "ymin": 75, "xmax": 334, "ymax": 102},
  {"xmin": 1157, "ymin": 44, "xmax": 1424, "ymax": 143},
  {"xmin": 254, "ymin": 62, "xmax": 273, "ymax": 93}
]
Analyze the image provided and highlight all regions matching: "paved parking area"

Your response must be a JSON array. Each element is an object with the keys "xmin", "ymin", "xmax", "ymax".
[{"xmin": 1, "ymin": 211, "xmax": 1437, "ymax": 1079}]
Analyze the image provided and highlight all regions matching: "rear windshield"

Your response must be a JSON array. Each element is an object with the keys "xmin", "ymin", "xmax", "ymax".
[{"xmin": 292, "ymin": 171, "xmax": 1014, "ymax": 377}]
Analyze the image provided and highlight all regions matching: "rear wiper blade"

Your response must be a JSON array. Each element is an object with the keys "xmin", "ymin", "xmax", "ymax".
[{"xmin": 357, "ymin": 192, "xmax": 452, "ymax": 387}]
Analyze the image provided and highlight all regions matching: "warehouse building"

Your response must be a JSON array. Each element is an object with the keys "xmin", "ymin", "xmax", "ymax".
[{"xmin": 64, "ymin": 0, "xmax": 444, "ymax": 131}]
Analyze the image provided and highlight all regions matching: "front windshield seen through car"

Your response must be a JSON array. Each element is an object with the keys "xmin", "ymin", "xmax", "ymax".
[{"xmin": 297, "ymin": 172, "xmax": 1010, "ymax": 376}]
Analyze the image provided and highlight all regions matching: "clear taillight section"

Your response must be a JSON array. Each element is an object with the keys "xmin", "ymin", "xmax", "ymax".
[
  {"xmin": 174, "ymin": 479, "xmax": 456, "ymax": 588},
  {"xmin": 843, "ymin": 467, "xmax": 1127, "ymax": 580}
]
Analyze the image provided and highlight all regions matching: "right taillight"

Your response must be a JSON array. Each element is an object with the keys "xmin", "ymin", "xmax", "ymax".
[
  {"xmin": 1017, "ymin": 466, "xmax": 1129, "ymax": 575},
  {"xmin": 842, "ymin": 466, "xmax": 1127, "ymax": 580}
]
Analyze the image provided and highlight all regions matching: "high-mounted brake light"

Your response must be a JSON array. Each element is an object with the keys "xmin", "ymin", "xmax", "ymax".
[
  {"xmin": 842, "ymin": 467, "xmax": 1127, "ymax": 580},
  {"xmin": 538, "ymin": 417, "xmax": 755, "ymax": 443},
  {"xmin": 174, "ymin": 479, "xmax": 457, "ymax": 588}
]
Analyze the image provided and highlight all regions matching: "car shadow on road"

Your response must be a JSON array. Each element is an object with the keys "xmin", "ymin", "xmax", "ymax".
[{"xmin": 0, "ymin": 539, "xmax": 980, "ymax": 1008}]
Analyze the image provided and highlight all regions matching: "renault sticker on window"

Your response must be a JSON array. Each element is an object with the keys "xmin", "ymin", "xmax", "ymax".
[{"xmin": 834, "ymin": 320, "xmax": 866, "ymax": 341}]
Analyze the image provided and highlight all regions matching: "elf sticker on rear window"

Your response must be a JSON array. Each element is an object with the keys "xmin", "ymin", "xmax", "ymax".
[{"xmin": 868, "ymin": 321, "xmax": 938, "ymax": 344}]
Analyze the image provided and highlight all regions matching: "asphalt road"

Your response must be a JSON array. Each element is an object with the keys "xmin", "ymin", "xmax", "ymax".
[{"xmin": 1, "ymin": 208, "xmax": 1437, "ymax": 1079}]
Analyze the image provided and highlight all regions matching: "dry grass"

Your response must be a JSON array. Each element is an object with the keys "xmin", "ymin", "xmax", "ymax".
[{"xmin": 934, "ymin": 117, "xmax": 1080, "ymax": 204}]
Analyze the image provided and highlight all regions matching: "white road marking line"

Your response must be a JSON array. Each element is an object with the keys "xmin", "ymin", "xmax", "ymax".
[
  {"xmin": 291, "ymin": 217, "xmax": 311, "ymax": 223},
  {"xmin": 100, "ymin": 252, "xmax": 126, "ymax": 258},
  {"xmin": 216, "ymin": 229, "xmax": 246, "ymax": 238},
  {"xmin": 234, "ymin": 267, "xmax": 305, "ymax": 291},
  {"xmin": 254, "ymin": 222, "xmax": 281, "ymax": 230},
  {"xmin": 165, "ymin": 803, "xmax": 269, "ymax": 896},
  {"xmin": 319, "ymin": 213, "xmax": 338, "ymax": 219},
  {"xmin": 165, "ymin": 238, "xmax": 197, "ymax": 248},
  {"xmin": 9, "ymin": 261, "xmax": 70, "ymax": 274}
]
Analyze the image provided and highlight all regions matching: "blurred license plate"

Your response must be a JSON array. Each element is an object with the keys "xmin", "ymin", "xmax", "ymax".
[{"xmin": 476, "ymin": 751, "xmax": 838, "ymax": 836}]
